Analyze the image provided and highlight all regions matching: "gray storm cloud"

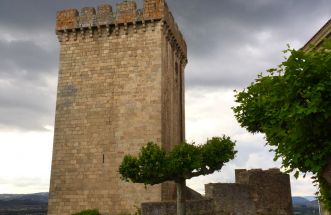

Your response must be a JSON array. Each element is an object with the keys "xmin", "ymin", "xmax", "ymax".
[{"xmin": 0, "ymin": 0, "xmax": 330, "ymax": 129}]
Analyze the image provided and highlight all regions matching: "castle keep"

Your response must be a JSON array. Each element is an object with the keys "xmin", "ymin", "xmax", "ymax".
[{"xmin": 48, "ymin": 0, "xmax": 187, "ymax": 214}]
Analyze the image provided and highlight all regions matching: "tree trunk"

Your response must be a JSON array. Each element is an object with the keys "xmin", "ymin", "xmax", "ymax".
[
  {"xmin": 176, "ymin": 179, "xmax": 186, "ymax": 215},
  {"xmin": 321, "ymin": 203, "xmax": 331, "ymax": 215},
  {"xmin": 321, "ymin": 158, "xmax": 331, "ymax": 214},
  {"xmin": 322, "ymin": 158, "xmax": 331, "ymax": 185}
]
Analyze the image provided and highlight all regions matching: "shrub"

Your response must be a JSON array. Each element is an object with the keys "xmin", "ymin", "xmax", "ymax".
[{"xmin": 72, "ymin": 209, "xmax": 101, "ymax": 215}]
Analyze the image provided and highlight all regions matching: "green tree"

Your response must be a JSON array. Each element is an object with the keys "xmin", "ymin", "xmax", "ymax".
[
  {"xmin": 233, "ymin": 42, "xmax": 331, "ymax": 210},
  {"xmin": 119, "ymin": 136, "xmax": 236, "ymax": 215}
]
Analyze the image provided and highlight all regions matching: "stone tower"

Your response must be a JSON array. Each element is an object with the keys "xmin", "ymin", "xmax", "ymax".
[{"xmin": 48, "ymin": 0, "xmax": 187, "ymax": 214}]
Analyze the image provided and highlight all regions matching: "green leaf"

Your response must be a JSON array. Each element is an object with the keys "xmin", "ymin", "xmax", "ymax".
[{"xmin": 233, "ymin": 41, "xmax": 331, "ymax": 208}]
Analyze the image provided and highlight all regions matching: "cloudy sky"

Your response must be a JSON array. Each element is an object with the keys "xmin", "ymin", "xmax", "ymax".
[{"xmin": 0, "ymin": 0, "xmax": 330, "ymax": 196}]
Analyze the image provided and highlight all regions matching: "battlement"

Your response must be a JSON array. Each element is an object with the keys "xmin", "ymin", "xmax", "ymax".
[
  {"xmin": 55, "ymin": 0, "xmax": 187, "ymax": 58},
  {"xmin": 235, "ymin": 168, "xmax": 285, "ymax": 185}
]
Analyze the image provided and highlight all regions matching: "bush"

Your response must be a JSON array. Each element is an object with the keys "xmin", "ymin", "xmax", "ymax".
[{"xmin": 72, "ymin": 209, "xmax": 101, "ymax": 215}]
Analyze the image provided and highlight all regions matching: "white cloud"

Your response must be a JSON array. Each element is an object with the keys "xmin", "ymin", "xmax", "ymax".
[
  {"xmin": 290, "ymin": 174, "xmax": 318, "ymax": 196},
  {"xmin": 0, "ymin": 131, "xmax": 53, "ymax": 193}
]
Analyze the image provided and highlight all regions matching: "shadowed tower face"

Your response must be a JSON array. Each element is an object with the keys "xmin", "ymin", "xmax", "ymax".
[{"xmin": 48, "ymin": 0, "xmax": 187, "ymax": 214}]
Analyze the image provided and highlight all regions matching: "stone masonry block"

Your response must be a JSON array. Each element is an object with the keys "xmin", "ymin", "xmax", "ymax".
[
  {"xmin": 79, "ymin": 7, "xmax": 96, "ymax": 27},
  {"xmin": 56, "ymin": 9, "xmax": 79, "ymax": 30},
  {"xmin": 98, "ymin": 4, "xmax": 113, "ymax": 14},
  {"xmin": 143, "ymin": 0, "xmax": 164, "ymax": 19},
  {"xmin": 97, "ymin": 5, "xmax": 114, "ymax": 26},
  {"xmin": 116, "ymin": 0, "xmax": 137, "ymax": 23}
]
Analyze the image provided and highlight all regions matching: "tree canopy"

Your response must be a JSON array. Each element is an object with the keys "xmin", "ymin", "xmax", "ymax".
[
  {"xmin": 233, "ymin": 42, "xmax": 331, "ymax": 209},
  {"xmin": 119, "ymin": 136, "xmax": 236, "ymax": 184},
  {"xmin": 119, "ymin": 136, "xmax": 236, "ymax": 215}
]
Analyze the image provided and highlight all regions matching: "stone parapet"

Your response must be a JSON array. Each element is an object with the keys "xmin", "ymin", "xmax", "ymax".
[
  {"xmin": 236, "ymin": 168, "xmax": 293, "ymax": 215},
  {"xmin": 235, "ymin": 168, "xmax": 284, "ymax": 185},
  {"xmin": 141, "ymin": 199, "xmax": 214, "ymax": 215},
  {"xmin": 141, "ymin": 169, "xmax": 293, "ymax": 215},
  {"xmin": 205, "ymin": 183, "xmax": 255, "ymax": 215},
  {"xmin": 55, "ymin": 0, "xmax": 187, "ymax": 59}
]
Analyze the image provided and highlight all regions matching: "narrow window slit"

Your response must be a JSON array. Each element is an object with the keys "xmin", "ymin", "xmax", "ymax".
[{"xmin": 103, "ymin": 154, "xmax": 105, "ymax": 163}]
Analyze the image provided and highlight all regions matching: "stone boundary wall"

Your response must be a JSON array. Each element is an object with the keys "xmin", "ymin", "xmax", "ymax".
[
  {"xmin": 141, "ymin": 169, "xmax": 293, "ymax": 215},
  {"xmin": 141, "ymin": 199, "xmax": 214, "ymax": 215},
  {"xmin": 205, "ymin": 183, "xmax": 256, "ymax": 215},
  {"xmin": 235, "ymin": 168, "xmax": 293, "ymax": 215},
  {"xmin": 55, "ymin": 0, "xmax": 187, "ymax": 59}
]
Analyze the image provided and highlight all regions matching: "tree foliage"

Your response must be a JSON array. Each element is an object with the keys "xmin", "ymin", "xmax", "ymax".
[
  {"xmin": 233, "ymin": 41, "xmax": 331, "ymax": 209},
  {"xmin": 119, "ymin": 136, "xmax": 237, "ymax": 184},
  {"xmin": 119, "ymin": 136, "xmax": 236, "ymax": 215},
  {"xmin": 72, "ymin": 209, "xmax": 101, "ymax": 215}
]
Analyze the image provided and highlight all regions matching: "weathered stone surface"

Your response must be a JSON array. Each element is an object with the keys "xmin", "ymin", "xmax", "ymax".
[
  {"xmin": 48, "ymin": 0, "xmax": 187, "ymax": 214},
  {"xmin": 56, "ymin": 9, "xmax": 79, "ymax": 30},
  {"xmin": 205, "ymin": 183, "xmax": 255, "ymax": 215},
  {"xmin": 302, "ymin": 19, "xmax": 331, "ymax": 51},
  {"xmin": 207, "ymin": 168, "xmax": 293, "ymax": 215},
  {"xmin": 235, "ymin": 168, "xmax": 293, "ymax": 215},
  {"xmin": 141, "ymin": 199, "xmax": 214, "ymax": 215},
  {"xmin": 55, "ymin": 0, "xmax": 187, "ymax": 58},
  {"xmin": 142, "ymin": 169, "xmax": 293, "ymax": 215},
  {"xmin": 116, "ymin": 1, "xmax": 137, "ymax": 24}
]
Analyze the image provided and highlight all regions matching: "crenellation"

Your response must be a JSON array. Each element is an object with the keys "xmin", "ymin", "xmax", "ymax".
[
  {"xmin": 79, "ymin": 7, "xmax": 96, "ymax": 28},
  {"xmin": 55, "ymin": 0, "xmax": 187, "ymax": 62},
  {"xmin": 116, "ymin": 0, "xmax": 137, "ymax": 24},
  {"xmin": 267, "ymin": 167, "xmax": 282, "ymax": 173},
  {"xmin": 143, "ymin": 0, "xmax": 165, "ymax": 20},
  {"xmin": 97, "ymin": 4, "xmax": 113, "ymax": 15},
  {"xmin": 56, "ymin": 9, "xmax": 79, "ymax": 31}
]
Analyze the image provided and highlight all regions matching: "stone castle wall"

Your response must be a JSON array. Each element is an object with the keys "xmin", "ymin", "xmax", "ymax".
[
  {"xmin": 205, "ymin": 168, "xmax": 293, "ymax": 215},
  {"xmin": 205, "ymin": 183, "xmax": 255, "ymax": 214},
  {"xmin": 142, "ymin": 199, "xmax": 214, "ymax": 215},
  {"xmin": 48, "ymin": 0, "xmax": 187, "ymax": 214},
  {"xmin": 235, "ymin": 168, "xmax": 293, "ymax": 214},
  {"xmin": 142, "ymin": 169, "xmax": 293, "ymax": 215}
]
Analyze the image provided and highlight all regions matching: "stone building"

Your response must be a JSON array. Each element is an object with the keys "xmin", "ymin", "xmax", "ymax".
[
  {"xmin": 48, "ymin": 0, "xmax": 187, "ymax": 214},
  {"xmin": 302, "ymin": 19, "xmax": 331, "ymax": 52},
  {"xmin": 142, "ymin": 168, "xmax": 293, "ymax": 215}
]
